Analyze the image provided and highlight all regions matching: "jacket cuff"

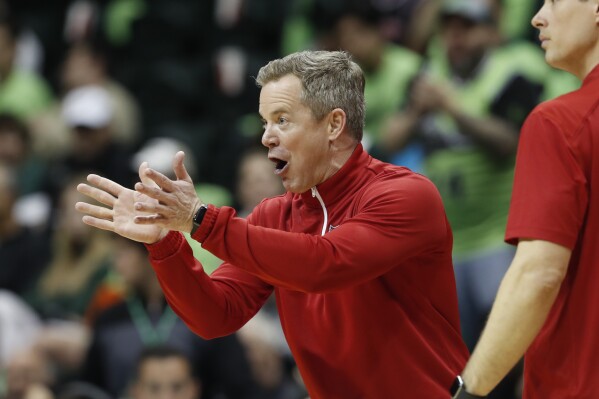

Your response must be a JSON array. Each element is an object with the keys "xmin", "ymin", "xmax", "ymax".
[
  {"xmin": 191, "ymin": 204, "xmax": 219, "ymax": 243},
  {"xmin": 145, "ymin": 231, "xmax": 184, "ymax": 260}
]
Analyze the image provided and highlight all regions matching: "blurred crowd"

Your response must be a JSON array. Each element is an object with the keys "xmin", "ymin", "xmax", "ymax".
[{"xmin": 0, "ymin": 0, "xmax": 580, "ymax": 398}]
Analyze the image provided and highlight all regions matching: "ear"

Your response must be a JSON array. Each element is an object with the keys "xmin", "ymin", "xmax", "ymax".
[{"xmin": 327, "ymin": 108, "xmax": 347, "ymax": 141}]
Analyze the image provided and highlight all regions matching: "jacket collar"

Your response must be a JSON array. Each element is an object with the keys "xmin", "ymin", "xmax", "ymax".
[
  {"xmin": 583, "ymin": 63, "xmax": 599, "ymax": 86},
  {"xmin": 299, "ymin": 143, "xmax": 371, "ymax": 208}
]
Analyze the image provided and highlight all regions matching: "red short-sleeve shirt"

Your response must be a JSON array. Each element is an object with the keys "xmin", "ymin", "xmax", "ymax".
[{"xmin": 505, "ymin": 65, "xmax": 599, "ymax": 399}]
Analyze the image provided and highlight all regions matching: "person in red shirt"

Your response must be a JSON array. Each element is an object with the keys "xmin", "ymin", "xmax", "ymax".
[
  {"xmin": 75, "ymin": 50, "xmax": 469, "ymax": 397},
  {"xmin": 452, "ymin": 1, "xmax": 599, "ymax": 398}
]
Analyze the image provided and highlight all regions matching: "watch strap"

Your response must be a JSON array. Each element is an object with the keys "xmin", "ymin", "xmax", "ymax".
[
  {"xmin": 450, "ymin": 376, "xmax": 486, "ymax": 399},
  {"xmin": 190, "ymin": 204, "xmax": 208, "ymax": 236}
]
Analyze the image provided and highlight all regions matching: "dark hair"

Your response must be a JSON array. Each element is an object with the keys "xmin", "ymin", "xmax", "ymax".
[
  {"xmin": 133, "ymin": 345, "xmax": 193, "ymax": 381},
  {"xmin": 0, "ymin": 113, "xmax": 31, "ymax": 148}
]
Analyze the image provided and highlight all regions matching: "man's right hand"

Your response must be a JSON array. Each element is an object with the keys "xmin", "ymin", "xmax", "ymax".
[{"xmin": 75, "ymin": 171, "xmax": 169, "ymax": 244}]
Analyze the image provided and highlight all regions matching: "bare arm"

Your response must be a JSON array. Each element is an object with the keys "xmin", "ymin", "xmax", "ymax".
[
  {"xmin": 382, "ymin": 77, "xmax": 519, "ymax": 158},
  {"xmin": 444, "ymin": 102, "xmax": 519, "ymax": 158},
  {"xmin": 380, "ymin": 108, "xmax": 422, "ymax": 153},
  {"xmin": 462, "ymin": 239, "xmax": 571, "ymax": 395}
]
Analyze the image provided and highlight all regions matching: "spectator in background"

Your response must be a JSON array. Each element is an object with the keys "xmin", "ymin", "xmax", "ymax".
[
  {"xmin": 61, "ymin": 41, "xmax": 139, "ymax": 146},
  {"xmin": 130, "ymin": 346, "xmax": 201, "ymax": 399},
  {"xmin": 60, "ymin": 85, "xmax": 133, "ymax": 186},
  {"xmin": 383, "ymin": 0, "xmax": 548, "ymax": 367},
  {"xmin": 234, "ymin": 145, "xmax": 284, "ymax": 217},
  {"xmin": 31, "ymin": 40, "xmax": 140, "ymax": 160},
  {"xmin": 0, "ymin": 113, "xmax": 46, "ymax": 195},
  {"xmin": 81, "ymin": 235, "xmax": 259, "ymax": 399},
  {"xmin": 238, "ymin": 314, "xmax": 306, "ymax": 399},
  {"xmin": 0, "ymin": 291, "xmax": 42, "ymax": 369},
  {"xmin": 329, "ymin": 9, "xmax": 422, "ymax": 162},
  {"xmin": 0, "ymin": 162, "xmax": 49, "ymax": 297},
  {"xmin": 0, "ymin": 13, "xmax": 53, "ymax": 122},
  {"xmin": 44, "ymin": 84, "xmax": 134, "ymax": 206},
  {"xmin": 26, "ymin": 175, "xmax": 112, "ymax": 320},
  {"xmin": 22, "ymin": 175, "xmax": 105, "ymax": 391},
  {"xmin": 3, "ymin": 347, "xmax": 55, "ymax": 399},
  {"xmin": 0, "ymin": 113, "xmax": 52, "ymax": 232},
  {"xmin": 369, "ymin": 0, "xmax": 441, "ymax": 55}
]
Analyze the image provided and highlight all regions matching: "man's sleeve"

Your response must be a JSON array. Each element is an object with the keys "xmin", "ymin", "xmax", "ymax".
[
  {"xmin": 147, "ymin": 232, "xmax": 274, "ymax": 340},
  {"xmin": 505, "ymin": 110, "xmax": 588, "ymax": 249},
  {"xmin": 198, "ymin": 173, "xmax": 450, "ymax": 293}
]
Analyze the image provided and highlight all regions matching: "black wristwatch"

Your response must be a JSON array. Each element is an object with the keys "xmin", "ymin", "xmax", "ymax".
[
  {"xmin": 190, "ymin": 204, "xmax": 208, "ymax": 235},
  {"xmin": 450, "ymin": 376, "xmax": 486, "ymax": 398}
]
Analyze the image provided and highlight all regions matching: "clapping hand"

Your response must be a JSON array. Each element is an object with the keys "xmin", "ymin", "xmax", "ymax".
[
  {"xmin": 75, "ymin": 162, "xmax": 168, "ymax": 244},
  {"xmin": 133, "ymin": 151, "xmax": 203, "ymax": 234}
]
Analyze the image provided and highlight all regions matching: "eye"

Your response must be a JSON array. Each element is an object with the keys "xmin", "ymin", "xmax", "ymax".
[
  {"xmin": 261, "ymin": 119, "xmax": 267, "ymax": 130},
  {"xmin": 278, "ymin": 117, "xmax": 287, "ymax": 125}
]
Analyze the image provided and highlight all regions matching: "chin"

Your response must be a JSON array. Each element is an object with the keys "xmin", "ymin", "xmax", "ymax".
[
  {"xmin": 285, "ymin": 183, "xmax": 307, "ymax": 194},
  {"xmin": 282, "ymin": 181, "xmax": 295, "ymax": 193},
  {"xmin": 544, "ymin": 50, "xmax": 562, "ymax": 68}
]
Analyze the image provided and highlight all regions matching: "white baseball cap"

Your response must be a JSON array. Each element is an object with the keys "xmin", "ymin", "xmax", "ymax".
[{"xmin": 62, "ymin": 85, "xmax": 113, "ymax": 129}]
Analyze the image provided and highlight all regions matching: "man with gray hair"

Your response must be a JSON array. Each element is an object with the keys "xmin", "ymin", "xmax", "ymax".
[{"xmin": 76, "ymin": 50, "xmax": 468, "ymax": 397}]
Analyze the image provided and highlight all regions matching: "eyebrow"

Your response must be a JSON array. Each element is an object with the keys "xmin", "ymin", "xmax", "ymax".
[{"xmin": 260, "ymin": 107, "xmax": 289, "ymax": 119}]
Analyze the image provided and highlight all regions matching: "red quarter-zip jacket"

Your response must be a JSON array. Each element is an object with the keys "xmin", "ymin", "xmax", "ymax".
[{"xmin": 147, "ymin": 144, "xmax": 468, "ymax": 398}]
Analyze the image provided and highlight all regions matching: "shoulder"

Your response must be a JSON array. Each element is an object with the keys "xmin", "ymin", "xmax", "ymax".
[
  {"xmin": 245, "ymin": 192, "xmax": 291, "ymax": 225},
  {"xmin": 524, "ymin": 88, "xmax": 590, "ymax": 140},
  {"xmin": 362, "ymin": 161, "xmax": 443, "ymax": 209}
]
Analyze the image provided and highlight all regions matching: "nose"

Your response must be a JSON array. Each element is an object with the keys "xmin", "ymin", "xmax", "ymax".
[
  {"xmin": 261, "ymin": 124, "xmax": 279, "ymax": 148},
  {"xmin": 531, "ymin": 3, "xmax": 547, "ymax": 29}
]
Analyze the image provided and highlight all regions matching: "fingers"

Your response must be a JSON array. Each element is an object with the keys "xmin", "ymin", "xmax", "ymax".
[
  {"xmin": 77, "ymin": 183, "xmax": 117, "ymax": 207},
  {"xmin": 141, "ymin": 167, "xmax": 177, "ymax": 192},
  {"xmin": 81, "ymin": 215, "xmax": 115, "ymax": 232},
  {"xmin": 139, "ymin": 162, "xmax": 159, "ymax": 188},
  {"xmin": 133, "ymin": 199, "xmax": 168, "ymax": 214},
  {"xmin": 173, "ymin": 151, "xmax": 193, "ymax": 183},
  {"xmin": 135, "ymin": 181, "xmax": 171, "ymax": 203},
  {"xmin": 134, "ymin": 214, "xmax": 166, "ymax": 225},
  {"xmin": 75, "ymin": 202, "xmax": 113, "ymax": 220},
  {"xmin": 86, "ymin": 174, "xmax": 125, "ymax": 197}
]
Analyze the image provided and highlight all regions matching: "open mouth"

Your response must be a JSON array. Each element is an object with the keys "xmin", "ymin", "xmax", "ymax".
[{"xmin": 269, "ymin": 157, "xmax": 289, "ymax": 175}]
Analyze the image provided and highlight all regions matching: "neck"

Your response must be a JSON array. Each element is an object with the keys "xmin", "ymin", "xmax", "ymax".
[
  {"xmin": 327, "ymin": 139, "xmax": 358, "ymax": 180},
  {"xmin": 579, "ymin": 53, "xmax": 599, "ymax": 80}
]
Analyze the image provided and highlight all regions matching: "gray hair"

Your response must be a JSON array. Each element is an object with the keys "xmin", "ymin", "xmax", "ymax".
[{"xmin": 256, "ymin": 51, "xmax": 365, "ymax": 141}]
